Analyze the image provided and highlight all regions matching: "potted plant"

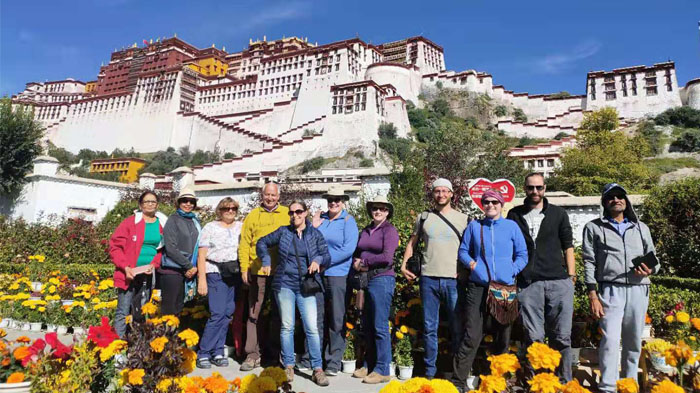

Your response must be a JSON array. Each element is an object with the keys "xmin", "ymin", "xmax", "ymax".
[
  {"xmin": 44, "ymin": 302, "xmax": 63, "ymax": 333},
  {"xmin": 644, "ymin": 338, "xmax": 674, "ymax": 373},
  {"xmin": 394, "ymin": 325, "xmax": 413, "ymax": 380},
  {"xmin": 0, "ymin": 334, "xmax": 42, "ymax": 392},
  {"xmin": 342, "ymin": 322, "xmax": 356, "ymax": 374}
]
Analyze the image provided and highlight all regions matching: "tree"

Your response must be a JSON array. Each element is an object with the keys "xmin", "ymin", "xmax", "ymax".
[
  {"xmin": 140, "ymin": 147, "xmax": 186, "ymax": 175},
  {"xmin": 0, "ymin": 98, "xmax": 43, "ymax": 193},
  {"xmin": 512, "ymin": 108, "xmax": 527, "ymax": 123},
  {"xmin": 636, "ymin": 121, "xmax": 664, "ymax": 156},
  {"xmin": 549, "ymin": 108, "xmax": 656, "ymax": 195},
  {"xmin": 644, "ymin": 177, "xmax": 700, "ymax": 278},
  {"xmin": 378, "ymin": 122, "xmax": 398, "ymax": 139},
  {"xmin": 670, "ymin": 129, "xmax": 700, "ymax": 152},
  {"xmin": 655, "ymin": 107, "xmax": 700, "ymax": 129}
]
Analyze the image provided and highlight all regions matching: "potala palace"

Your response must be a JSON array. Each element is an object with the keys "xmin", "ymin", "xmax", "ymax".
[{"xmin": 11, "ymin": 34, "xmax": 700, "ymax": 185}]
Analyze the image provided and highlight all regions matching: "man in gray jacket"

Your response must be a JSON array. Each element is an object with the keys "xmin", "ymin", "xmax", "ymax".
[{"xmin": 583, "ymin": 183, "xmax": 658, "ymax": 393}]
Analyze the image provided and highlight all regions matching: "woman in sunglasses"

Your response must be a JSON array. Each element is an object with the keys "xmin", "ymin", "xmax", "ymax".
[
  {"xmin": 351, "ymin": 195, "xmax": 399, "ymax": 384},
  {"xmin": 160, "ymin": 186, "xmax": 201, "ymax": 315},
  {"xmin": 109, "ymin": 190, "xmax": 168, "ymax": 338},
  {"xmin": 256, "ymin": 200, "xmax": 331, "ymax": 387},
  {"xmin": 452, "ymin": 189, "xmax": 528, "ymax": 391},
  {"xmin": 195, "ymin": 197, "xmax": 243, "ymax": 368}
]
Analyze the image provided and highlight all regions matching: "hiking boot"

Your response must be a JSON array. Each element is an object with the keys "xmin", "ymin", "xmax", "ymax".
[
  {"xmin": 211, "ymin": 355, "xmax": 229, "ymax": 367},
  {"xmin": 352, "ymin": 367, "xmax": 368, "ymax": 378},
  {"xmin": 196, "ymin": 358, "xmax": 212, "ymax": 369},
  {"xmin": 312, "ymin": 368, "xmax": 330, "ymax": 386},
  {"xmin": 325, "ymin": 368, "xmax": 338, "ymax": 376},
  {"xmin": 240, "ymin": 356, "xmax": 260, "ymax": 371},
  {"xmin": 363, "ymin": 371, "xmax": 391, "ymax": 384},
  {"xmin": 285, "ymin": 365, "xmax": 295, "ymax": 382}
]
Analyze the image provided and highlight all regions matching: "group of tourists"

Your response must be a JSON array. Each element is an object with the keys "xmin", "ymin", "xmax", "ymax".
[{"xmin": 109, "ymin": 174, "xmax": 659, "ymax": 392}]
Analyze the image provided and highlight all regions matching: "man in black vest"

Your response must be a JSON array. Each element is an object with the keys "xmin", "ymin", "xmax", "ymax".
[{"xmin": 507, "ymin": 173, "xmax": 575, "ymax": 382}]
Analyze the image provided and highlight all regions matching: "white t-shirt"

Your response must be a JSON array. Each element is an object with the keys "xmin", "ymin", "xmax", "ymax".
[
  {"xmin": 199, "ymin": 221, "xmax": 243, "ymax": 274},
  {"xmin": 523, "ymin": 208, "xmax": 544, "ymax": 240}
]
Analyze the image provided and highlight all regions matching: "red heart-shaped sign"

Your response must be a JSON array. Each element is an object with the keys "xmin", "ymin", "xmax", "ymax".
[{"xmin": 468, "ymin": 178, "xmax": 516, "ymax": 212}]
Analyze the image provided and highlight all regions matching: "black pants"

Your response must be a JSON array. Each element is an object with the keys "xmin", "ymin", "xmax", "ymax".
[
  {"xmin": 160, "ymin": 273, "xmax": 185, "ymax": 315},
  {"xmin": 452, "ymin": 282, "xmax": 512, "ymax": 389}
]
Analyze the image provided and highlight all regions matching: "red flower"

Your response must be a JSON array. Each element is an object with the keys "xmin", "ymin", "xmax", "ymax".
[
  {"xmin": 22, "ymin": 339, "xmax": 46, "ymax": 367},
  {"xmin": 45, "ymin": 332, "xmax": 72, "ymax": 360},
  {"xmin": 88, "ymin": 317, "xmax": 119, "ymax": 348}
]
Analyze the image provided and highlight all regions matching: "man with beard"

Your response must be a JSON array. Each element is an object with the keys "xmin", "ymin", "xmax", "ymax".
[
  {"xmin": 582, "ymin": 183, "xmax": 658, "ymax": 393},
  {"xmin": 401, "ymin": 178, "xmax": 469, "ymax": 379},
  {"xmin": 507, "ymin": 173, "xmax": 575, "ymax": 382}
]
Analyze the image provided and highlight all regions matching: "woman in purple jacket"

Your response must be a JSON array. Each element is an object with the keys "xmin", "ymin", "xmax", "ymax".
[{"xmin": 351, "ymin": 195, "xmax": 399, "ymax": 385}]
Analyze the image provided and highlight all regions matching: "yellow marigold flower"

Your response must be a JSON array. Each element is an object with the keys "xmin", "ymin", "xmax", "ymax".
[
  {"xmin": 528, "ymin": 372, "xmax": 562, "ymax": 393},
  {"xmin": 651, "ymin": 380, "xmax": 684, "ymax": 393},
  {"xmin": 396, "ymin": 331, "xmax": 405, "ymax": 340},
  {"xmin": 249, "ymin": 376, "xmax": 277, "ymax": 393},
  {"xmin": 691, "ymin": 318, "xmax": 700, "ymax": 331},
  {"xmin": 239, "ymin": 374, "xmax": 257, "ymax": 393},
  {"xmin": 478, "ymin": 375, "xmax": 507, "ymax": 393},
  {"xmin": 38, "ymin": 306, "xmax": 46, "ymax": 312},
  {"xmin": 59, "ymin": 370, "xmax": 71, "ymax": 384},
  {"xmin": 161, "ymin": 315, "xmax": 180, "ymax": 328},
  {"xmin": 128, "ymin": 369, "xmax": 145, "ymax": 385},
  {"xmin": 617, "ymin": 378, "xmax": 639, "ymax": 393},
  {"xmin": 399, "ymin": 377, "xmax": 431, "ymax": 393},
  {"xmin": 141, "ymin": 302, "xmax": 158, "ymax": 315},
  {"xmin": 125, "ymin": 315, "xmax": 132, "ymax": 324},
  {"xmin": 676, "ymin": 311, "xmax": 690, "ymax": 323},
  {"xmin": 665, "ymin": 315, "xmax": 675, "ymax": 323},
  {"xmin": 181, "ymin": 348, "xmax": 197, "ymax": 373},
  {"xmin": 260, "ymin": 366, "xmax": 288, "ymax": 387},
  {"xmin": 693, "ymin": 375, "xmax": 700, "ymax": 391},
  {"xmin": 527, "ymin": 342, "xmax": 562, "ymax": 371},
  {"xmin": 156, "ymin": 378, "xmax": 173, "ymax": 392},
  {"xmin": 178, "ymin": 329, "xmax": 200, "ymax": 347},
  {"xmin": 400, "ymin": 325, "xmax": 409, "ymax": 334},
  {"xmin": 487, "ymin": 353, "xmax": 520, "ymax": 376},
  {"xmin": 49, "ymin": 277, "xmax": 60, "ymax": 285},
  {"xmin": 563, "ymin": 379, "xmax": 592, "ymax": 393},
  {"xmin": 147, "ymin": 317, "xmax": 163, "ymax": 325},
  {"xmin": 379, "ymin": 380, "xmax": 402, "ymax": 393},
  {"xmin": 664, "ymin": 341, "xmax": 693, "ymax": 367},
  {"xmin": 429, "ymin": 378, "xmax": 459, "ymax": 393},
  {"xmin": 98, "ymin": 279, "xmax": 114, "ymax": 290},
  {"xmin": 149, "ymin": 337, "xmax": 168, "ymax": 353}
]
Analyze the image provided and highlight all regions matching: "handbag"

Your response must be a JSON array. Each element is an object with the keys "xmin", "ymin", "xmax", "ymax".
[
  {"xmin": 348, "ymin": 266, "xmax": 390, "ymax": 290},
  {"xmin": 480, "ymin": 222, "xmax": 519, "ymax": 325},
  {"xmin": 208, "ymin": 260, "xmax": 241, "ymax": 278},
  {"xmin": 406, "ymin": 211, "xmax": 429, "ymax": 276},
  {"xmin": 293, "ymin": 235, "xmax": 322, "ymax": 296}
]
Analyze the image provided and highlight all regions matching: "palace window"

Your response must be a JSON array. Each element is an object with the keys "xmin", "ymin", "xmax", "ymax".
[
  {"xmin": 605, "ymin": 91, "xmax": 616, "ymax": 100},
  {"xmin": 646, "ymin": 86, "xmax": 658, "ymax": 96}
]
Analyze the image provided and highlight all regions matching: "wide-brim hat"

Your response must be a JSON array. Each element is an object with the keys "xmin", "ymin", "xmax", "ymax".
[
  {"xmin": 322, "ymin": 186, "xmax": 350, "ymax": 201},
  {"xmin": 177, "ymin": 186, "xmax": 198, "ymax": 202},
  {"xmin": 366, "ymin": 195, "xmax": 394, "ymax": 219}
]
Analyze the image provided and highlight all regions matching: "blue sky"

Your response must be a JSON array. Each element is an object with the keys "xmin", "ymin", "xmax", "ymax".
[{"xmin": 2, "ymin": 0, "xmax": 699, "ymax": 97}]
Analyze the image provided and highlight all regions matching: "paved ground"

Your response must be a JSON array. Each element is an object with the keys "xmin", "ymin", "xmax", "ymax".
[{"xmin": 4, "ymin": 328, "xmax": 386, "ymax": 393}]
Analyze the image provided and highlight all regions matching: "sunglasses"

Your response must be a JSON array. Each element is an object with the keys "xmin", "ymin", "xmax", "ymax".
[
  {"xmin": 371, "ymin": 206, "xmax": 389, "ymax": 212},
  {"xmin": 288, "ymin": 209, "xmax": 307, "ymax": 216},
  {"xmin": 327, "ymin": 197, "xmax": 344, "ymax": 204},
  {"xmin": 526, "ymin": 185, "xmax": 545, "ymax": 191},
  {"xmin": 605, "ymin": 195, "xmax": 625, "ymax": 202},
  {"xmin": 180, "ymin": 198, "xmax": 196, "ymax": 205},
  {"xmin": 482, "ymin": 200, "xmax": 501, "ymax": 206},
  {"xmin": 219, "ymin": 207, "xmax": 238, "ymax": 212}
]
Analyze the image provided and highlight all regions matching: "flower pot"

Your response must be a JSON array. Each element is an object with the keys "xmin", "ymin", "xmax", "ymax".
[
  {"xmin": 466, "ymin": 376, "xmax": 480, "ymax": 390},
  {"xmin": 571, "ymin": 347, "xmax": 581, "ymax": 366},
  {"xmin": 29, "ymin": 322, "xmax": 42, "ymax": 332},
  {"xmin": 0, "ymin": 381, "xmax": 31, "ymax": 393},
  {"xmin": 649, "ymin": 353, "xmax": 674, "ymax": 373},
  {"xmin": 390, "ymin": 362, "xmax": 396, "ymax": 376},
  {"xmin": 72, "ymin": 327, "xmax": 86, "ymax": 336},
  {"xmin": 224, "ymin": 345, "xmax": 235, "ymax": 358},
  {"xmin": 56, "ymin": 325, "xmax": 68, "ymax": 335},
  {"xmin": 0, "ymin": 319, "xmax": 9, "ymax": 328},
  {"xmin": 10, "ymin": 320, "xmax": 20, "ymax": 330},
  {"xmin": 641, "ymin": 324, "xmax": 652, "ymax": 339},
  {"xmin": 20, "ymin": 322, "xmax": 30, "ymax": 331},
  {"xmin": 398, "ymin": 365, "xmax": 413, "ymax": 380},
  {"xmin": 341, "ymin": 360, "xmax": 356, "ymax": 374},
  {"xmin": 61, "ymin": 300, "xmax": 74, "ymax": 306},
  {"xmin": 31, "ymin": 281, "xmax": 42, "ymax": 292},
  {"xmin": 46, "ymin": 324, "xmax": 57, "ymax": 333}
]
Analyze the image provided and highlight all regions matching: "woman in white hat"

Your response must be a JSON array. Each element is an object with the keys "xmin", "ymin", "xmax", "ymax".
[
  {"xmin": 351, "ymin": 195, "xmax": 399, "ymax": 384},
  {"xmin": 159, "ymin": 186, "xmax": 201, "ymax": 315}
]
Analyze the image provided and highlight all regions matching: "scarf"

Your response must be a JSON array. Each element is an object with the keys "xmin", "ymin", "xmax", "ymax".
[{"xmin": 177, "ymin": 209, "xmax": 198, "ymax": 220}]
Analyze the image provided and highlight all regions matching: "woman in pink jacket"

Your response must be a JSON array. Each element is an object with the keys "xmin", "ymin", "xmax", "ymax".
[{"xmin": 109, "ymin": 191, "xmax": 168, "ymax": 337}]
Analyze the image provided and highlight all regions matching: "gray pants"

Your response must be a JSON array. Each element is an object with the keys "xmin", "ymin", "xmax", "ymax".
[
  {"xmin": 597, "ymin": 284, "xmax": 649, "ymax": 393},
  {"xmin": 519, "ymin": 278, "xmax": 574, "ymax": 382},
  {"xmin": 114, "ymin": 274, "xmax": 152, "ymax": 338}
]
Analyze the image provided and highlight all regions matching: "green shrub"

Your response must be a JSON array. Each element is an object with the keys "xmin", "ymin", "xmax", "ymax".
[
  {"xmin": 0, "ymin": 262, "xmax": 113, "ymax": 283},
  {"xmin": 378, "ymin": 122, "xmax": 398, "ymax": 139},
  {"xmin": 644, "ymin": 157, "xmax": 700, "ymax": 175},
  {"xmin": 655, "ymin": 106, "xmax": 700, "ymax": 128},
  {"xmin": 644, "ymin": 177, "xmax": 700, "ymax": 278},
  {"xmin": 359, "ymin": 158, "xmax": 374, "ymax": 168},
  {"xmin": 494, "ymin": 105, "xmax": 508, "ymax": 117},
  {"xmin": 512, "ymin": 108, "xmax": 527, "ymax": 123},
  {"xmin": 670, "ymin": 128, "xmax": 700, "ymax": 152},
  {"xmin": 637, "ymin": 121, "xmax": 665, "ymax": 156},
  {"xmin": 300, "ymin": 157, "xmax": 325, "ymax": 173}
]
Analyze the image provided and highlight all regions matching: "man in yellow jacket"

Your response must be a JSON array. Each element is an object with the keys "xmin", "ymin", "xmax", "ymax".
[{"xmin": 239, "ymin": 182, "xmax": 290, "ymax": 371}]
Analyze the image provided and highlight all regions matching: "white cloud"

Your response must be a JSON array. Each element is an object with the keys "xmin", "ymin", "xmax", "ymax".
[{"xmin": 529, "ymin": 41, "xmax": 601, "ymax": 74}]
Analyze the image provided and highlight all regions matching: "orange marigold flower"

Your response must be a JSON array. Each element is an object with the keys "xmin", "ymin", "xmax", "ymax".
[
  {"xmin": 346, "ymin": 322, "xmax": 354, "ymax": 330},
  {"xmin": 6, "ymin": 372, "xmax": 25, "ymax": 383},
  {"xmin": 528, "ymin": 373, "xmax": 562, "ymax": 393},
  {"xmin": 13, "ymin": 346, "xmax": 31, "ymax": 361},
  {"xmin": 16, "ymin": 336, "xmax": 31, "ymax": 344},
  {"xmin": 418, "ymin": 384, "xmax": 436, "ymax": 393},
  {"xmin": 651, "ymin": 379, "xmax": 684, "ymax": 393},
  {"xmin": 527, "ymin": 342, "xmax": 561, "ymax": 371},
  {"xmin": 691, "ymin": 318, "xmax": 700, "ymax": 331},
  {"xmin": 563, "ymin": 379, "xmax": 592, "ymax": 393},
  {"xmin": 617, "ymin": 378, "xmax": 639, "ymax": 393},
  {"xmin": 203, "ymin": 373, "xmax": 230, "ymax": 393},
  {"xmin": 231, "ymin": 377, "xmax": 242, "ymax": 388}
]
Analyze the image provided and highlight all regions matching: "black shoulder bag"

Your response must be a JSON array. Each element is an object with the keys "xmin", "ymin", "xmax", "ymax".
[
  {"xmin": 349, "ymin": 223, "xmax": 391, "ymax": 290},
  {"xmin": 293, "ymin": 235, "xmax": 322, "ymax": 296},
  {"xmin": 480, "ymin": 222, "xmax": 519, "ymax": 325},
  {"xmin": 406, "ymin": 211, "xmax": 430, "ymax": 276}
]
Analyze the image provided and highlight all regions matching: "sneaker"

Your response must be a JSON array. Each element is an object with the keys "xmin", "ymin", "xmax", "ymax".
[
  {"xmin": 285, "ymin": 365, "xmax": 295, "ymax": 382},
  {"xmin": 240, "ymin": 356, "xmax": 260, "ymax": 371},
  {"xmin": 312, "ymin": 369, "xmax": 330, "ymax": 386},
  {"xmin": 296, "ymin": 364, "xmax": 311, "ymax": 372},
  {"xmin": 196, "ymin": 358, "xmax": 212, "ymax": 369},
  {"xmin": 211, "ymin": 355, "xmax": 229, "ymax": 367},
  {"xmin": 352, "ymin": 367, "xmax": 368, "ymax": 378},
  {"xmin": 363, "ymin": 371, "xmax": 391, "ymax": 384},
  {"xmin": 325, "ymin": 368, "xmax": 338, "ymax": 376}
]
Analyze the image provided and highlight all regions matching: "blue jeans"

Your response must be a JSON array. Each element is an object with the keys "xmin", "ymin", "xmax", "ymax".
[
  {"xmin": 420, "ymin": 276, "xmax": 462, "ymax": 377},
  {"xmin": 276, "ymin": 287, "xmax": 322, "ymax": 369},
  {"xmin": 198, "ymin": 273, "xmax": 238, "ymax": 359},
  {"xmin": 363, "ymin": 275, "xmax": 395, "ymax": 376}
]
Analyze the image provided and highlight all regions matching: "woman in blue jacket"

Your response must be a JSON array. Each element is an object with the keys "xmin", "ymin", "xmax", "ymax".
[
  {"xmin": 256, "ymin": 200, "xmax": 331, "ymax": 387},
  {"xmin": 452, "ymin": 189, "xmax": 528, "ymax": 391}
]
